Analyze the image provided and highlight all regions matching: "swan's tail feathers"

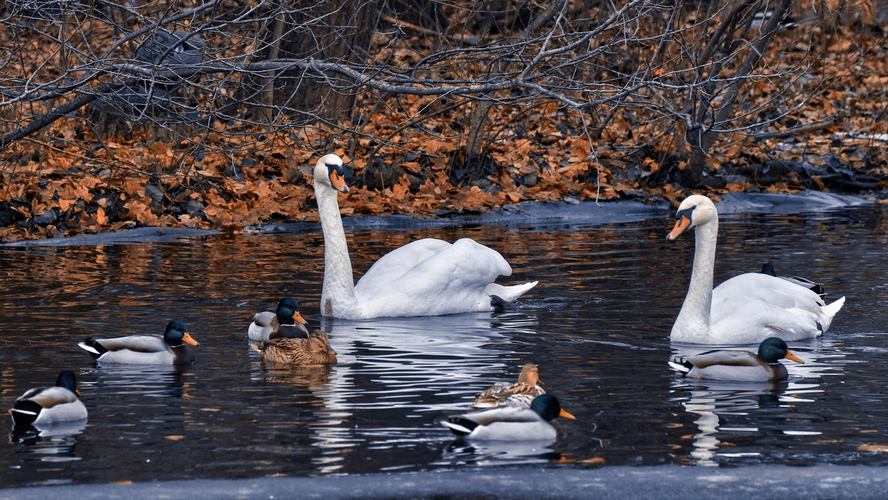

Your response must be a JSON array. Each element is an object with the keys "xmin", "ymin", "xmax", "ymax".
[
  {"xmin": 668, "ymin": 359, "xmax": 693, "ymax": 376},
  {"xmin": 486, "ymin": 281, "xmax": 539, "ymax": 303},
  {"xmin": 824, "ymin": 296, "xmax": 846, "ymax": 316},
  {"xmin": 820, "ymin": 295, "xmax": 846, "ymax": 332}
]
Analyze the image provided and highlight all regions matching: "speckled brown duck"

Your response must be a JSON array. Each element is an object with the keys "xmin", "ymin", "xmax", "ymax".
[
  {"xmin": 251, "ymin": 331, "xmax": 337, "ymax": 366},
  {"xmin": 471, "ymin": 363, "xmax": 546, "ymax": 409}
]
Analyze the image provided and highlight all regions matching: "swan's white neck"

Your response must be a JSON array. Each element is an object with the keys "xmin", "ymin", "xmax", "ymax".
[
  {"xmin": 672, "ymin": 219, "xmax": 717, "ymax": 342},
  {"xmin": 315, "ymin": 177, "xmax": 363, "ymax": 319}
]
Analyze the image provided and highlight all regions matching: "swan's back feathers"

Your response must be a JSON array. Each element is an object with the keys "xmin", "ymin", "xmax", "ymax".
[
  {"xmin": 354, "ymin": 238, "xmax": 524, "ymax": 317},
  {"xmin": 356, "ymin": 238, "xmax": 453, "ymax": 285},
  {"xmin": 706, "ymin": 273, "xmax": 845, "ymax": 343},
  {"xmin": 356, "ymin": 238, "xmax": 510, "ymax": 292}
]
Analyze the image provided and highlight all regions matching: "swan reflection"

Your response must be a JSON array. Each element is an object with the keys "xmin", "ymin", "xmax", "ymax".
[{"xmin": 303, "ymin": 312, "xmax": 540, "ymax": 472}]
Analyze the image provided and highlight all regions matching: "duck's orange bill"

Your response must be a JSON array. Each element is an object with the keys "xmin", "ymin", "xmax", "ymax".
[
  {"xmin": 182, "ymin": 332, "xmax": 200, "ymax": 346},
  {"xmin": 293, "ymin": 311, "xmax": 307, "ymax": 324},
  {"xmin": 667, "ymin": 216, "xmax": 691, "ymax": 240},
  {"xmin": 76, "ymin": 389, "xmax": 82, "ymax": 397},
  {"xmin": 559, "ymin": 409, "xmax": 576, "ymax": 420},
  {"xmin": 330, "ymin": 170, "xmax": 349, "ymax": 193},
  {"xmin": 785, "ymin": 350, "xmax": 804, "ymax": 364}
]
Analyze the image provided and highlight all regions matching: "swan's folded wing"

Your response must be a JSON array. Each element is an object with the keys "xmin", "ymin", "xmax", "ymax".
[
  {"xmin": 356, "ymin": 238, "xmax": 452, "ymax": 287},
  {"xmin": 714, "ymin": 273, "xmax": 825, "ymax": 312},
  {"xmin": 355, "ymin": 238, "xmax": 512, "ymax": 308}
]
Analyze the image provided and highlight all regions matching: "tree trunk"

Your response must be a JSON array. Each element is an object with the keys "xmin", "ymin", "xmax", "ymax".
[
  {"xmin": 682, "ymin": 0, "xmax": 792, "ymax": 187},
  {"xmin": 260, "ymin": 0, "xmax": 379, "ymax": 125}
]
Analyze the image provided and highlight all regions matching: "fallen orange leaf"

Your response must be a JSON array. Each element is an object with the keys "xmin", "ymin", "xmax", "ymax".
[{"xmin": 858, "ymin": 445, "xmax": 888, "ymax": 452}]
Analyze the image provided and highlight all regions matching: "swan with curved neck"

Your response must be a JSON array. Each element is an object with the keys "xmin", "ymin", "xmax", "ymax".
[
  {"xmin": 313, "ymin": 154, "xmax": 538, "ymax": 320},
  {"xmin": 667, "ymin": 195, "xmax": 845, "ymax": 344}
]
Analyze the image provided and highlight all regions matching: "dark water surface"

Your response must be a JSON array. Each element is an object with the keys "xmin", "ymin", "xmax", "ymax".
[{"xmin": 3, "ymin": 203, "xmax": 888, "ymax": 487}]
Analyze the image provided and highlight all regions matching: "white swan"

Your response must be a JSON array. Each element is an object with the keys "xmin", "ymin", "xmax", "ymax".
[
  {"xmin": 667, "ymin": 195, "xmax": 845, "ymax": 344},
  {"xmin": 313, "ymin": 154, "xmax": 538, "ymax": 320}
]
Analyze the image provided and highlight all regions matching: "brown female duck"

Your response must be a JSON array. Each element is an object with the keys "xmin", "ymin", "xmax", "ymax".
[
  {"xmin": 251, "ymin": 331, "xmax": 337, "ymax": 366},
  {"xmin": 471, "ymin": 363, "xmax": 546, "ymax": 409}
]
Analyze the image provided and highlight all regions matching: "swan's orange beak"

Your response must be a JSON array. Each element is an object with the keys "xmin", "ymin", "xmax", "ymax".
[
  {"xmin": 667, "ymin": 215, "xmax": 692, "ymax": 240},
  {"xmin": 785, "ymin": 350, "xmax": 804, "ymax": 364},
  {"xmin": 559, "ymin": 408, "xmax": 576, "ymax": 420},
  {"xmin": 182, "ymin": 332, "xmax": 199, "ymax": 346},
  {"xmin": 330, "ymin": 170, "xmax": 349, "ymax": 193}
]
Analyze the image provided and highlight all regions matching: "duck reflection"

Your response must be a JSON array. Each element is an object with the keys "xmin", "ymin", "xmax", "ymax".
[
  {"xmin": 325, "ymin": 312, "xmax": 536, "ymax": 361},
  {"xmin": 317, "ymin": 312, "xmax": 538, "ymax": 410},
  {"xmin": 671, "ymin": 381, "xmax": 789, "ymax": 466},
  {"xmin": 85, "ymin": 364, "xmax": 195, "ymax": 441},
  {"xmin": 253, "ymin": 365, "xmax": 334, "ymax": 387},
  {"xmin": 441, "ymin": 438, "xmax": 560, "ymax": 466},
  {"xmin": 87, "ymin": 364, "xmax": 192, "ymax": 399},
  {"xmin": 9, "ymin": 419, "xmax": 87, "ymax": 463},
  {"xmin": 668, "ymin": 339, "xmax": 847, "ymax": 466}
]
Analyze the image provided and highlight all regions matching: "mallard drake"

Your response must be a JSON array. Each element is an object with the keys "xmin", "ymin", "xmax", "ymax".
[
  {"xmin": 669, "ymin": 337, "xmax": 804, "ymax": 381},
  {"xmin": 668, "ymin": 195, "xmax": 845, "ymax": 343},
  {"xmin": 471, "ymin": 363, "xmax": 546, "ymax": 409},
  {"xmin": 441, "ymin": 394, "xmax": 575, "ymax": 441},
  {"xmin": 312, "ymin": 154, "xmax": 537, "ymax": 319},
  {"xmin": 10, "ymin": 370, "xmax": 87, "ymax": 426},
  {"xmin": 251, "ymin": 331, "xmax": 337, "ymax": 365},
  {"xmin": 78, "ymin": 320, "xmax": 199, "ymax": 364},
  {"xmin": 248, "ymin": 297, "xmax": 310, "ymax": 341}
]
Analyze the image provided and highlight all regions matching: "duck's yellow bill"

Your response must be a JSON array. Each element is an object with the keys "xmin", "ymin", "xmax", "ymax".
[
  {"xmin": 182, "ymin": 332, "xmax": 200, "ymax": 346},
  {"xmin": 76, "ymin": 389, "xmax": 82, "ymax": 397},
  {"xmin": 293, "ymin": 311, "xmax": 307, "ymax": 324},
  {"xmin": 785, "ymin": 350, "xmax": 804, "ymax": 364},
  {"xmin": 667, "ymin": 215, "xmax": 691, "ymax": 240},
  {"xmin": 559, "ymin": 409, "xmax": 576, "ymax": 420}
]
